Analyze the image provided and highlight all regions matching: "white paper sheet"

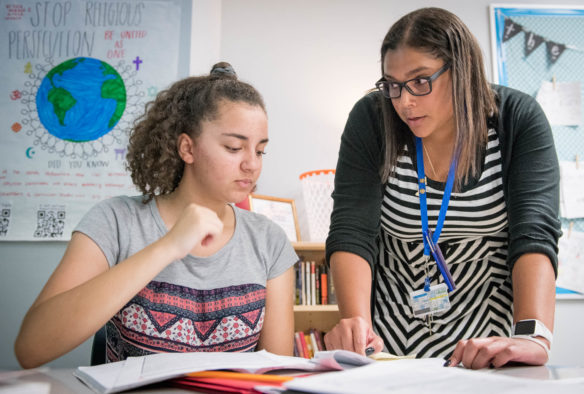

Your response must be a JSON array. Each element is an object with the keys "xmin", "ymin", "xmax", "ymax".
[
  {"xmin": 560, "ymin": 161, "xmax": 584, "ymax": 219},
  {"xmin": 73, "ymin": 349, "xmax": 372, "ymax": 394},
  {"xmin": 536, "ymin": 81, "xmax": 582, "ymax": 126},
  {"xmin": 557, "ymin": 229, "xmax": 584, "ymax": 293},
  {"xmin": 284, "ymin": 358, "xmax": 584, "ymax": 394}
]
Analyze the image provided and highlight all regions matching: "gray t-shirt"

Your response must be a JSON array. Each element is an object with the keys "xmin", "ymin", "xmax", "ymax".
[{"xmin": 75, "ymin": 195, "xmax": 298, "ymax": 361}]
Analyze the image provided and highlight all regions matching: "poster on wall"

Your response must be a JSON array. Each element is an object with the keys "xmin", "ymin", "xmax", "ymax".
[
  {"xmin": 0, "ymin": 0, "xmax": 183, "ymax": 241},
  {"xmin": 490, "ymin": 5, "xmax": 584, "ymax": 295}
]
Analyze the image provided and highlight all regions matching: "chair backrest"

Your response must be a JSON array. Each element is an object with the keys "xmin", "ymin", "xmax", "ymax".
[{"xmin": 90, "ymin": 326, "xmax": 106, "ymax": 366}]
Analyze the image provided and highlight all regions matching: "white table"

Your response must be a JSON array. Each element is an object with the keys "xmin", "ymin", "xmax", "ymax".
[{"xmin": 2, "ymin": 364, "xmax": 584, "ymax": 393}]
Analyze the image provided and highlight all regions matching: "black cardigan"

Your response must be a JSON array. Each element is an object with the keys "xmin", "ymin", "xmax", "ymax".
[{"xmin": 326, "ymin": 84, "xmax": 561, "ymax": 276}]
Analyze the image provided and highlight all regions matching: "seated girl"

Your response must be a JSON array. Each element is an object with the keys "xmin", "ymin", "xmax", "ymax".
[{"xmin": 15, "ymin": 62, "xmax": 297, "ymax": 367}]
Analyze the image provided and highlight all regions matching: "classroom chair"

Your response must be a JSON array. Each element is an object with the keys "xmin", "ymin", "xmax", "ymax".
[{"xmin": 90, "ymin": 326, "xmax": 106, "ymax": 366}]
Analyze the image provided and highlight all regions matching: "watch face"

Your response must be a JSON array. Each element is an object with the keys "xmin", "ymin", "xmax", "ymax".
[{"xmin": 515, "ymin": 320, "xmax": 536, "ymax": 335}]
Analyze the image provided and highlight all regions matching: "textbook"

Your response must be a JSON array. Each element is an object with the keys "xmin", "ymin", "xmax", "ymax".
[{"xmin": 73, "ymin": 349, "xmax": 374, "ymax": 393}]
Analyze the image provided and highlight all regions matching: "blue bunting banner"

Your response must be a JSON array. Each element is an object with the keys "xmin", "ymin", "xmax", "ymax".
[{"xmin": 502, "ymin": 17, "xmax": 575, "ymax": 64}]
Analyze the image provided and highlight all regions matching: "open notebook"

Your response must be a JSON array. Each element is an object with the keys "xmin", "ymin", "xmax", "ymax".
[{"xmin": 73, "ymin": 349, "xmax": 376, "ymax": 394}]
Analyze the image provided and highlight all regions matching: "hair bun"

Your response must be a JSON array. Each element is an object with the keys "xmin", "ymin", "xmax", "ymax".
[{"xmin": 210, "ymin": 62, "xmax": 237, "ymax": 78}]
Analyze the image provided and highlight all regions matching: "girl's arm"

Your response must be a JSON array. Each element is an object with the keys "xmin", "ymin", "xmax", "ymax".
[
  {"xmin": 15, "ymin": 203, "xmax": 222, "ymax": 368},
  {"xmin": 256, "ymin": 266, "xmax": 295, "ymax": 356}
]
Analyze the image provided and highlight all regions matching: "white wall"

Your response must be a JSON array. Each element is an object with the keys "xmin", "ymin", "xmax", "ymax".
[
  {"xmin": 214, "ymin": 1, "xmax": 495, "ymax": 237},
  {"xmin": 210, "ymin": 0, "xmax": 584, "ymax": 241},
  {"xmin": 1, "ymin": 0, "xmax": 583, "ymax": 369},
  {"xmin": 190, "ymin": 0, "xmax": 221, "ymax": 75}
]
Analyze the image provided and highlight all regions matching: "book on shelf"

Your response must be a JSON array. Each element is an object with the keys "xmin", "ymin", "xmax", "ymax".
[
  {"xmin": 314, "ymin": 264, "xmax": 323, "ymax": 305},
  {"xmin": 310, "ymin": 328, "xmax": 325, "ymax": 352},
  {"xmin": 294, "ymin": 331, "xmax": 306, "ymax": 358},
  {"xmin": 293, "ymin": 337, "xmax": 300, "ymax": 358},
  {"xmin": 304, "ymin": 261, "xmax": 311, "ymax": 305},
  {"xmin": 310, "ymin": 261, "xmax": 316, "ymax": 305},
  {"xmin": 294, "ymin": 328, "xmax": 326, "ymax": 357},
  {"xmin": 295, "ymin": 262, "xmax": 302, "ymax": 305},
  {"xmin": 327, "ymin": 266, "xmax": 337, "ymax": 304},
  {"xmin": 309, "ymin": 332, "xmax": 319, "ymax": 356},
  {"xmin": 321, "ymin": 268, "xmax": 328, "ymax": 305},
  {"xmin": 305, "ymin": 333, "xmax": 312, "ymax": 358},
  {"xmin": 305, "ymin": 333, "xmax": 314, "ymax": 358},
  {"xmin": 294, "ymin": 259, "xmax": 334, "ymax": 306}
]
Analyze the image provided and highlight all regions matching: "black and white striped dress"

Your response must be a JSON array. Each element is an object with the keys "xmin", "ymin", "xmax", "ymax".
[{"xmin": 373, "ymin": 129, "xmax": 513, "ymax": 358}]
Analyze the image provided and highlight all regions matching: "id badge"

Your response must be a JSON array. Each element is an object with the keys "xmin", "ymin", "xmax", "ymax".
[{"xmin": 410, "ymin": 283, "xmax": 451, "ymax": 317}]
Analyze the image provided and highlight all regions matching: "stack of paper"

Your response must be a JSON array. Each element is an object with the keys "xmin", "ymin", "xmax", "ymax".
[
  {"xmin": 73, "ymin": 349, "xmax": 374, "ymax": 393},
  {"xmin": 283, "ymin": 359, "xmax": 584, "ymax": 393}
]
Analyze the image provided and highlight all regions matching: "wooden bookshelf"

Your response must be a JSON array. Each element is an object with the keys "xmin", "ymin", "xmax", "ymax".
[
  {"xmin": 292, "ymin": 242, "xmax": 340, "ymax": 333},
  {"xmin": 293, "ymin": 304, "xmax": 339, "ymax": 312}
]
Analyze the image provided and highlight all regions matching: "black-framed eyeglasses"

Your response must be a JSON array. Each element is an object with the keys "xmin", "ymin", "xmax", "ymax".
[{"xmin": 375, "ymin": 62, "xmax": 451, "ymax": 99}]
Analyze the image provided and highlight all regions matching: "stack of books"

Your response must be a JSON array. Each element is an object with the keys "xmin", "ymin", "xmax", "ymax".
[
  {"xmin": 294, "ymin": 260, "xmax": 336, "ymax": 305},
  {"xmin": 294, "ymin": 328, "xmax": 325, "ymax": 359}
]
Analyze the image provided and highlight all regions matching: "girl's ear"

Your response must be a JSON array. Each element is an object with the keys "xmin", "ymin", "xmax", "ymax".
[{"xmin": 177, "ymin": 133, "xmax": 195, "ymax": 164}]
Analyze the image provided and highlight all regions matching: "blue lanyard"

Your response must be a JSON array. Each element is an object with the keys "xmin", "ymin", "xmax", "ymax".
[{"xmin": 415, "ymin": 137, "xmax": 456, "ymax": 256}]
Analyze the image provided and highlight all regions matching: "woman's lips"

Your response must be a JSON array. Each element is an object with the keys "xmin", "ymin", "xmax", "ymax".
[{"xmin": 407, "ymin": 115, "xmax": 425, "ymax": 127}]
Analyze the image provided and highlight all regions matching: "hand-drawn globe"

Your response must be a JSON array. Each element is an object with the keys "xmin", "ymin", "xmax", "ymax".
[{"xmin": 36, "ymin": 57, "xmax": 126, "ymax": 142}]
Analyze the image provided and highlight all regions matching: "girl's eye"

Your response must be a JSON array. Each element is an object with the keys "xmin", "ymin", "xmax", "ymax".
[
  {"xmin": 257, "ymin": 151, "xmax": 266, "ymax": 157},
  {"xmin": 225, "ymin": 146, "xmax": 241, "ymax": 152}
]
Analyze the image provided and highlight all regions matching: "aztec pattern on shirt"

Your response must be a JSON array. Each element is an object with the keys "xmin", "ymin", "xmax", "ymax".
[
  {"xmin": 105, "ymin": 281, "xmax": 266, "ymax": 362},
  {"xmin": 374, "ymin": 129, "xmax": 513, "ymax": 358}
]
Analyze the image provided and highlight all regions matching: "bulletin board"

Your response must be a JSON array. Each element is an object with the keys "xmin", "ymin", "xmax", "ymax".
[
  {"xmin": 0, "ymin": 0, "xmax": 191, "ymax": 241},
  {"xmin": 490, "ymin": 4, "xmax": 584, "ymax": 293}
]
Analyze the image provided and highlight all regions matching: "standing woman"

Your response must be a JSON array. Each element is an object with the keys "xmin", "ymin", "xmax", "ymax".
[
  {"xmin": 324, "ymin": 8, "xmax": 561, "ymax": 369},
  {"xmin": 15, "ymin": 63, "xmax": 297, "ymax": 368}
]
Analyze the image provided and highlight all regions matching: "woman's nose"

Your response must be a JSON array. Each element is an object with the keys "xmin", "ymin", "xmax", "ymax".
[{"xmin": 397, "ymin": 88, "xmax": 417, "ymax": 107}]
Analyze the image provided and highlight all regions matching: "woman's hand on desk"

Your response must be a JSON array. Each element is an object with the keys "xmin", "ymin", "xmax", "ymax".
[
  {"xmin": 446, "ymin": 336, "xmax": 549, "ymax": 370},
  {"xmin": 323, "ymin": 316, "xmax": 384, "ymax": 356}
]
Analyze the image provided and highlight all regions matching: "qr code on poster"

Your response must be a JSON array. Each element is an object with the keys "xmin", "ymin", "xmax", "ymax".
[
  {"xmin": 33, "ymin": 205, "xmax": 66, "ymax": 238},
  {"xmin": 0, "ymin": 207, "xmax": 10, "ymax": 237}
]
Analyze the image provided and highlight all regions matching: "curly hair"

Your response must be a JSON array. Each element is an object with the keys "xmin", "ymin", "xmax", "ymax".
[
  {"xmin": 378, "ymin": 7, "xmax": 497, "ymax": 191},
  {"xmin": 126, "ymin": 62, "xmax": 265, "ymax": 202}
]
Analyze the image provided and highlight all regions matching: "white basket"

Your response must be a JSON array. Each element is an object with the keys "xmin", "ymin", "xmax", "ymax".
[{"xmin": 299, "ymin": 169, "xmax": 335, "ymax": 242}]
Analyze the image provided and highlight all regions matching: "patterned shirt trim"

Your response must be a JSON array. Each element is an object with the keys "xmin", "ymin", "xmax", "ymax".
[{"xmin": 106, "ymin": 281, "xmax": 266, "ymax": 362}]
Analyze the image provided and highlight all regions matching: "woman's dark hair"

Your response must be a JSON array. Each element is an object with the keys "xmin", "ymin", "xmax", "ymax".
[
  {"xmin": 379, "ymin": 7, "xmax": 497, "ymax": 189},
  {"xmin": 126, "ymin": 62, "xmax": 265, "ymax": 202}
]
